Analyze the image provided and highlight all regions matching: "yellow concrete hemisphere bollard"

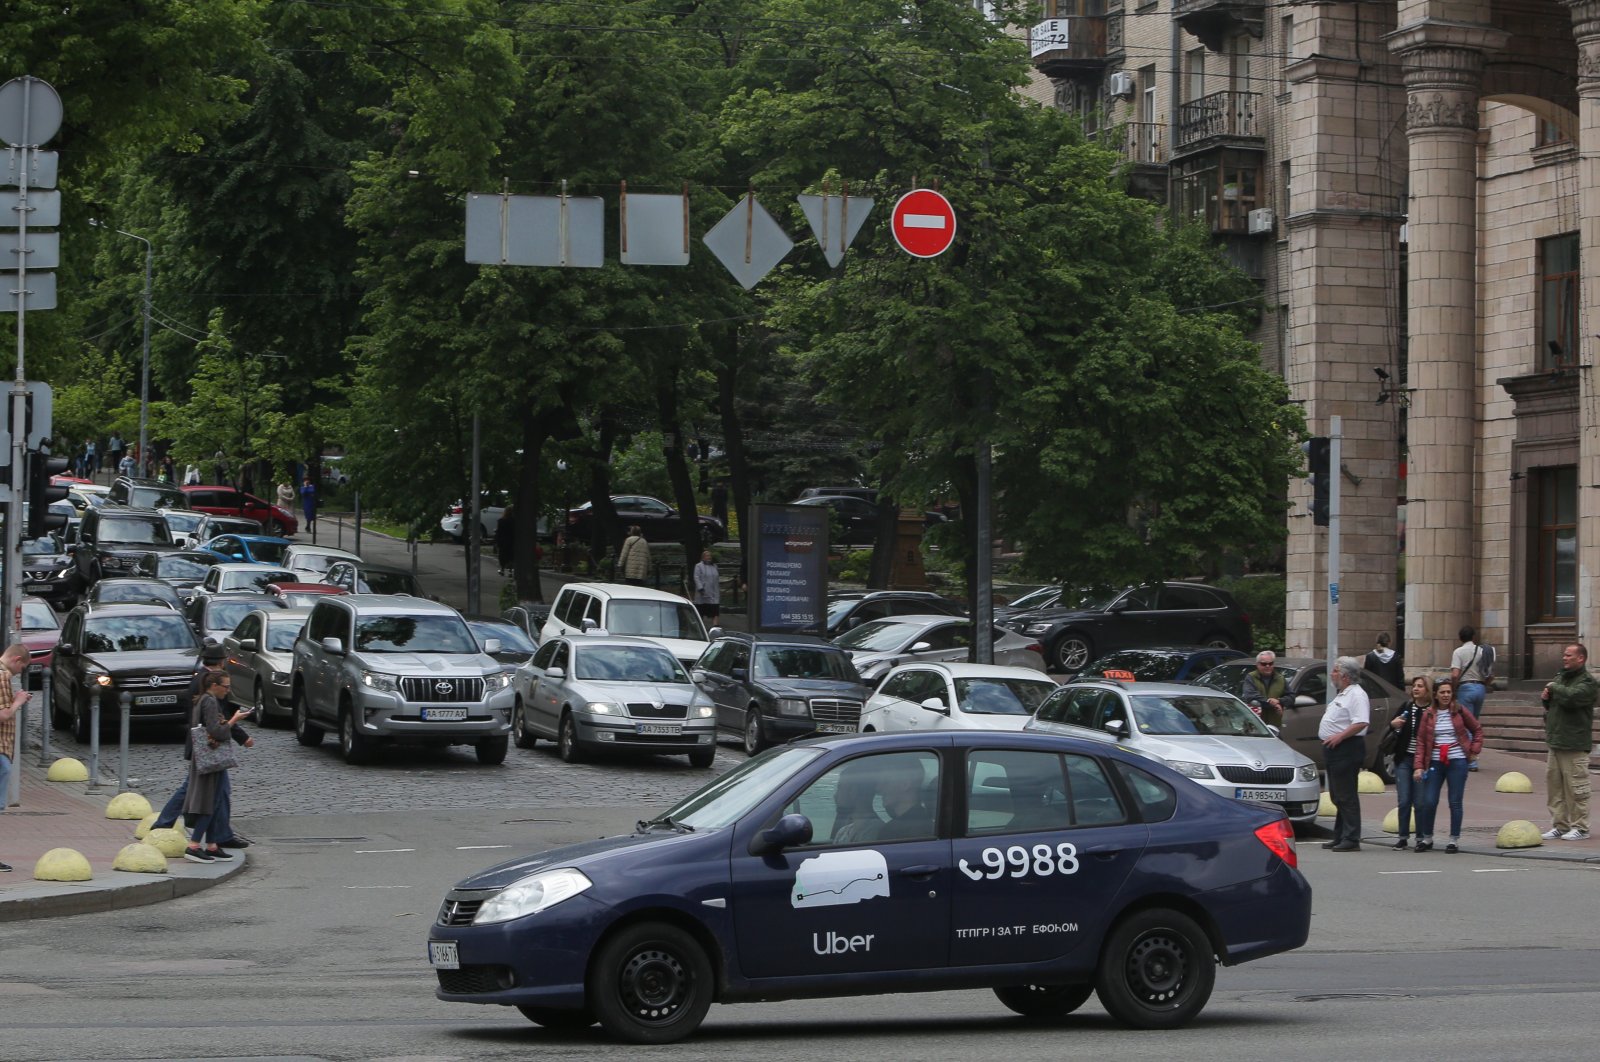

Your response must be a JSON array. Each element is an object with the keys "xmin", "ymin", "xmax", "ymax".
[
  {"xmin": 46, "ymin": 757, "xmax": 90, "ymax": 782},
  {"xmin": 134, "ymin": 813, "xmax": 157, "ymax": 839},
  {"xmin": 1495, "ymin": 771, "xmax": 1534, "ymax": 794},
  {"xmin": 1496, "ymin": 819, "xmax": 1543, "ymax": 849},
  {"xmin": 34, "ymin": 848, "xmax": 93, "ymax": 881},
  {"xmin": 1318, "ymin": 792, "xmax": 1336, "ymax": 817},
  {"xmin": 105, "ymin": 792, "xmax": 153, "ymax": 820},
  {"xmin": 112, "ymin": 843, "xmax": 170, "ymax": 874},
  {"xmin": 1357, "ymin": 770, "xmax": 1385, "ymax": 794},
  {"xmin": 144, "ymin": 828, "xmax": 189, "ymax": 858},
  {"xmin": 1381, "ymin": 808, "xmax": 1400, "ymax": 834}
]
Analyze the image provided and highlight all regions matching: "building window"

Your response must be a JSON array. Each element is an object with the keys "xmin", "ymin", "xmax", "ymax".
[
  {"xmin": 1229, "ymin": 36, "xmax": 1251, "ymax": 95},
  {"xmin": 1172, "ymin": 150, "xmax": 1261, "ymax": 234},
  {"xmin": 1536, "ymin": 119, "xmax": 1569, "ymax": 147},
  {"xmin": 1280, "ymin": 160, "xmax": 1291, "ymax": 219},
  {"xmin": 1540, "ymin": 233, "xmax": 1579, "ymax": 369},
  {"xmin": 1186, "ymin": 47, "xmax": 1206, "ymax": 103},
  {"xmin": 1533, "ymin": 466, "xmax": 1578, "ymax": 620},
  {"xmin": 1279, "ymin": 16, "xmax": 1294, "ymax": 94}
]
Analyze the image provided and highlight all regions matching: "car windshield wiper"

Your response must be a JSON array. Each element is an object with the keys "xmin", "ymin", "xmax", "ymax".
[{"xmin": 636, "ymin": 815, "xmax": 695, "ymax": 834}]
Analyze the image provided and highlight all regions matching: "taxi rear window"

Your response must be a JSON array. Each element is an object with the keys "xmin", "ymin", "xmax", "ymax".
[
  {"xmin": 1113, "ymin": 761, "xmax": 1178, "ymax": 822},
  {"xmin": 965, "ymin": 750, "xmax": 1127, "ymax": 835}
]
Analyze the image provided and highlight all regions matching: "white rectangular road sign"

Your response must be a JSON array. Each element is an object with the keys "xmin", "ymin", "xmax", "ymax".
[
  {"xmin": 902, "ymin": 214, "xmax": 947, "ymax": 229},
  {"xmin": 2, "ymin": 187, "xmax": 59, "ymax": 227},
  {"xmin": 2, "ymin": 148, "xmax": 57, "ymax": 189},
  {"xmin": 1, "ymin": 269, "xmax": 55, "ymax": 312},
  {"xmin": 1, "ymin": 229, "xmax": 57, "ymax": 269},
  {"xmin": 620, "ymin": 192, "xmax": 691, "ymax": 266},
  {"xmin": 464, "ymin": 192, "xmax": 604, "ymax": 268}
]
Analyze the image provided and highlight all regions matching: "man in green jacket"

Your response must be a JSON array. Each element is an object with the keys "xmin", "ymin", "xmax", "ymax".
[{"xmin": 1541, "ymin": 643, "xmax": 1599, "ymax": 842}]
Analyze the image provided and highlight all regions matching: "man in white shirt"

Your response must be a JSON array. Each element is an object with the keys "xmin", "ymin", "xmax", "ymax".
[{"xmin": 1320, "ymin": 656, "xmax": 1371, "ymax": 852}]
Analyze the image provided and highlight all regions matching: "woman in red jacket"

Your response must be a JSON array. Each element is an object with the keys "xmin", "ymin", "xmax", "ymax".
[{"xmin": 1411, "ymin": 679, "xmax": 1483, "ymax": 853}]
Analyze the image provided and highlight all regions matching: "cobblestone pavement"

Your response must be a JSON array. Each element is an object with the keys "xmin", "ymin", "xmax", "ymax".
[{"xmin": 23, "ymin": 711, "xmax": 743, "ymax": 817}]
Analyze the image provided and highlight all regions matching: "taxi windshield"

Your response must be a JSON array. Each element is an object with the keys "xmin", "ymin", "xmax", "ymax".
[
  {"xmin": 574, "ymin": 645, "xmax": 688, "ymax": 683},
  {"xmin": 1130, "ymin": 693, "xmax": 1273, "ymax": 737},
  {"xmin": 660, "ymin": 746, "xmax": 824, "ymax": 830},
  {"xmin": 954, "ymin": 677, "xmax": 1056, "ymax": 716}
]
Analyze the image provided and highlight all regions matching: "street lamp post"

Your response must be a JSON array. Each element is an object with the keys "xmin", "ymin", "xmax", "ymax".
[{"xmin": 89, "ymin": 219, "xmax": 152, "ymax": 471}]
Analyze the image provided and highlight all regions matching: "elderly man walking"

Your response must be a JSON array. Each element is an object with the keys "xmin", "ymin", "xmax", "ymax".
[
  {"xmin": 1321, "ymin": 656, "xmax": 1371, "ymax": 852},
  {"xmin": 1540, "ymin": 643, "xmax": 1598, "ymax": 842}
]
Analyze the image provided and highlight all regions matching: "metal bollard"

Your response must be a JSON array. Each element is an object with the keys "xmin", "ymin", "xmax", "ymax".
[
  {"xmin": 118, "ymin": 690, "xmax": 132, "ymax": 793},
  {"xmin": 39, "ymin": 667, "xmax": 53, "ymax": 766},
  {"xmin": 88, "ymin": 696, "xmax": 102, "ymax": 784},
  {"xmin": 354, "ymin": 491, "xmax": 362, "ymax": 558}
]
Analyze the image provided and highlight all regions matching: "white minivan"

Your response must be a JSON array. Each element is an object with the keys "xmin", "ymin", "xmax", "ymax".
[{"xmin": 540, "ymin": 582, "xmax": 709, "ymax": 670}]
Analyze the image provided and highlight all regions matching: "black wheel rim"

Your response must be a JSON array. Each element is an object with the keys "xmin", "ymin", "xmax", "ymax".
[
  {"xmin": 616, "ymin": 944, "xmax": 692, "ymax": 1026},
  {"xmin": 1123, "ymin": 929, "xmax": 1189, "ymax": 1007}
]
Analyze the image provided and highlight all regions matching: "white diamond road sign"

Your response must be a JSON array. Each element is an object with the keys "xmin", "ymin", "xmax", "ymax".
[{"xmin": 702, "ymin": 194, "xmax": 793, "ymax": 290}]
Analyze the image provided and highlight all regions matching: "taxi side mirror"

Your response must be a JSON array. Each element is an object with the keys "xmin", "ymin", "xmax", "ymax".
[
  {"xmin": 690, "ymin": 668, "xmax": 707, "ymax": 684},
  {"xmin": 1294, "ymin": 694, "xmax": 1317, "ymax": 708},
  {"xmin": 909, "ymin": 641, "xmax": 932, "ymax": 654},
  {"xmin": 238, "ymin": 639, "xmax": 258, "ymax": 652},
  {"xmin": 752, "ymin": 813, "xmax": 813, "ymax": 856},
  {"xmin": 545, "ymin": 666, "xmax": 565, "ymax": 680},
  {"xmin": 1103, "ymin": 718, "xmax": 1127, "ymax": 736},
  {"xmin": 920, "ymin": 697, "xmax": 949, "ymax": 714}
]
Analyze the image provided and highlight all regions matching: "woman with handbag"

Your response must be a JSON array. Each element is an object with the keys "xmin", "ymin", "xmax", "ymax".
[
  {"xmin": 1386, "ymin": 675, "xmax": 1432, "ymax": 849},
  {"xmin": 1410, "ymin": 679, "xmax": 1484, "ymax": 854},
  {"xmin": 183, "ymin": 671, "xmax": 249, "ymax": 864}
]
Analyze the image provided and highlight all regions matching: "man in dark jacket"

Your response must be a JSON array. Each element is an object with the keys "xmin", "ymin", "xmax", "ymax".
[
  {"xmin": 1541, "ymin": 643, "xmax": 1599, "ymax": 842},
  {"xmin": 1363, "ymin": 633, "xmax": 1404, "ymax": 688},
  {"xmin": 1240, "ymin": 651, "xmax": 1287, "ymax": 727}
]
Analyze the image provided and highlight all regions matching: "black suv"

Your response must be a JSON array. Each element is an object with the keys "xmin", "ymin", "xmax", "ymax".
[
  {"xmin": 108, "ymin": 477, "xmax": 191, "ymax": 511},
  {"xmin": 824, "ymin": 590, "xmax": 965, "ymax": 637},
  {"xmin": 19, "ymin": 534, "xmax": 76, "ymax": 608},
  {"xmin": 50, "ymin": 601, "xmax": 203, "ymax": 740},
  {"xmin": 692, "ymin": 632, "xmax": 871, "ymax": 754},
  {"xmin": 73, "ymin": 507, "xmax": 182, "ymax": 590},
  {"xmin": 1000, "ymin": 581, "xmax": 1253, "ymax": 674}
]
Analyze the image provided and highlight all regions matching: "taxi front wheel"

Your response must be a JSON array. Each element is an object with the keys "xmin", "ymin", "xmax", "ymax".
[
  {"xmin": 993, "ymin": 983, "xmax": 1094, "ymax": 1018},
  {"xmin": 1094, "ymin": 909, "xmax": 1215, "ymax": 1029},
  {"xmin": 588, "ymin": 921, "xmax": 714, "ymax": 1044}
]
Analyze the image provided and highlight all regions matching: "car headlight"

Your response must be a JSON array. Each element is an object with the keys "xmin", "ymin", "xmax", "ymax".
[
  {"xmin": 1165, "ymin": 759, "xmax": 1215, "ymax": 779},
  {"xmin": 485, "ymin": 672, "xmax": 514, "ymax": 690},
  {"xmin": 1024, "ymin": 622, "xmax": 1055, "ymax": 635},
  {"xmin": 360, "ymin": 671, "xmax": 400, "ymax": 693},
  {"xmin": 472, "ymin": 868, "xmax": 593, "ymax": 925},
  {"xmin": 775, "ymin": 697, "xmax": 810, "ymax": 718},
  {"xmin": 1297, "ymin": 763, "xmax": 1318, "ymax": 782},
  {"xmin": 693, "ymin": 704, "xmax": 713, "ymax": 718},
  {"xmin": 585, "ymin": 701, "xmax": 619, "ymax": 715},
  {"xmin": 88, "ymin": 664, "xmax": 113, "ymax": 687}
]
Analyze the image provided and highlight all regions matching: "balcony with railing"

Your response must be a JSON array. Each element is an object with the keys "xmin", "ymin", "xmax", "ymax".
[
  {"xmin": 1173, "ymin": 0, "xmax": 1265, "ymax": 51},
  {"xmin": 1110, "ymin": 122, "xmax": 1168, "ymax": 205},
  {"xmin": 1029, "ymin": 3, "xmax": 1111, "ymax": 80},
  {"xmin": 1173, "ymin": 90, "xmax": 1263, "ymax": 155}
]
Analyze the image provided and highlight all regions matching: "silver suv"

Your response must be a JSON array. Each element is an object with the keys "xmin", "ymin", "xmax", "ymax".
[{"xmin": 290, "ymin": 596, "xmax": 514, "ymax": 765}]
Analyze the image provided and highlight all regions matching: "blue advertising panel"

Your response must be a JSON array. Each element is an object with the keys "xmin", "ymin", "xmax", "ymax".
[{"xmin": 749, "ymin": 504, "xmax": 829, "ymax": 634}]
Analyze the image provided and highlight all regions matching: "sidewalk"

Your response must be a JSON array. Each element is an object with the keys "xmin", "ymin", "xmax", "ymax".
[
  {"xmin": 1347, "ymin": 746, "xmax": 1600, "ymax": 862},
  {"xmin": 0, "ymin": 729, "xmax": 244, "ymax": 922}
]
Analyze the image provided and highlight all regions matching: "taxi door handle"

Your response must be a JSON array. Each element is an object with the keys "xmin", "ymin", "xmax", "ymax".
[
  {"xmin": 1080, "ymin": 846, "xmax": 1122, "ymax": 861},
  {"xmin": 898, "ymin": 864, "xmax": 940, "ymax": 879}
]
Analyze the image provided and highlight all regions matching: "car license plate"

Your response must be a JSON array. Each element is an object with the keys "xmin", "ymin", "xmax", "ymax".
[
  {"xmin": 136, "ymin": 694, "xmax": 179, "ymax": 706},
  {"xmin": 25, "ymin": 582, "xmax": 50, "ymax": 592},
  {"xmin": 423, "ymin": 708, "xmax": 468, "ymax": 721},
  {"xmin": 816, "ymin": 723, "xmax": 855, "ymax": 734},
  {"xmin": 428, "ymin": 941, "xmax": 460, "ymax": 969},
  {"xmin": 1236, "ymin": 787, "xmax": 1288, "ymax": 801},
  {"xmin": 637, "ymin": 723, "xmax": 681, "ymax": 735}
]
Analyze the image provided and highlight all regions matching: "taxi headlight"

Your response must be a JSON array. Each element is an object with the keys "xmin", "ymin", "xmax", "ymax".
[
  {"xmin": 360, "ymin": 671, "xmax": 400, "ymax": 693},
  {"xmin": 775, "ymin": 697, "xmax": 810, "ymax": 718},
  {"xmin": 692, "ymin": 704, "xmax": 714, "ymax": 718},
  {"xmin": 586, "ymin": 701, "xmax": 619, "ymax": 715},
  {"xmin": 1297, "ymin": 763, "xmax": 1318, "ymax": 782},
  {"xmin": 473, "ymin": 868, "xmax": 593, "ymax": 925},
  {"xmin": 485, "ymin": 672, "xmax": 514, "ymax": 690},
  {"xmin": 1165, "ymin": 759, "xmax": 1214, "ymax": 779}
]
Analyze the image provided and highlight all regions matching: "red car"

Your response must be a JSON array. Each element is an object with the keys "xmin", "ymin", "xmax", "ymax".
[
  {"xmin": 182, "ymin": 485, "xmax": 298, "ymax": 536},
  {"xmin": 264, "ymin": 581, "xmax": 347, "ymax": 608},
  {"xmin": 20, "ymin": 596, "xmax": 62, "ymax": 688}
]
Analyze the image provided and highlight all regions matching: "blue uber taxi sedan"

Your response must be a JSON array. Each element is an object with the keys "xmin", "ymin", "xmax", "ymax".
[{"xmin": 428, "ymin": 731, "xmax": 1311, "ymax": 1043}]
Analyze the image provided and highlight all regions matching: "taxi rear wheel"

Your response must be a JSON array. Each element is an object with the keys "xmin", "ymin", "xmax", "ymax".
[
  {"xmin": 588, "ymin": 922, "xmax": 713, "ymax": 1044},
  {"xmin": 1095, "ymin": 909, "xmax": 1215, "ymax": 1029},
  {"xmin": 512, "ymin": 698, "xmax": 537, "ymax": 748},
  {"xmin": 558, "ymin": 712, "xmax": 584, "ymax": 764},
  {"xmin": 516, "ymin": 1005, "xmax": 595, "ymax": 1029},
  {"xmin": 993, "ymin": 983, "xmax": 1094, "ymax": 1018}
]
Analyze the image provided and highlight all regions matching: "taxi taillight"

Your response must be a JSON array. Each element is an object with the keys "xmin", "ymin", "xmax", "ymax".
[{"xmin": 1253, "ymin": 819, "xmax": 1297, "ymax": 869}]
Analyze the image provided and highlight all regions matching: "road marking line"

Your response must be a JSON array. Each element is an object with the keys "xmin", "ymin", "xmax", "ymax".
[
  {"xmin": 1472, "ymin": 868, "xmax": 1520, "ymax": 873},
  {"xmin": 456, "ymin": 845, "xmax": 511, "ymax": 850},
  {"xmin": 903, "ymin": 213, "xmax": 947, "ymax": 229},
  {"xmin": 355, "ymin": 848, "xmax": 416, "ymax": 854},
  {"xmin": 1377, "ymin": 870, "xmax": 1441, "ymax": 875},
  {"xmin": 344, "ymin": 885, "xmax": 412, "ymax": 889}
]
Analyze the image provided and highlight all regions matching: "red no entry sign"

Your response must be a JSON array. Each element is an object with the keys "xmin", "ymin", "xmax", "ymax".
[{"xmin": 890, "ymin": 188, "xmax": 956, "ymax": 258}]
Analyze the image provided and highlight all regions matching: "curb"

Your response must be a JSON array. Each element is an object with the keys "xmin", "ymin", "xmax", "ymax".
[{"xmin": 0, "ymin": 853, "xmax": 248, "ymax": 923}]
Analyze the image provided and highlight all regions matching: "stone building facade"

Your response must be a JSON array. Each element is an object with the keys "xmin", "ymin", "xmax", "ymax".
[{"xmin": 1025, "ymin": 0, "xmax": 1599, "ymax": 676}]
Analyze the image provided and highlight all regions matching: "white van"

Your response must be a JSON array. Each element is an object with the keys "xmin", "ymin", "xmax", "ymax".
[{"xmin": 540, "ymin": 582, "xmax": 709, "ymax": 670}]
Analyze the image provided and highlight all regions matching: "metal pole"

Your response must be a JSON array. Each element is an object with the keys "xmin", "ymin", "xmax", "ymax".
[
  {"xmin": 7, "ymin": 124, "xmax": 31, "ymax": 644},
  {"xmin": 353, "ymin": 490, "xmax": 362, "ymax": 558},
  {"xmin": 468, "ymin": 413, "xmax": 481, "ymax": 614},
  {"xmin": 117, "ymin": 690, "xmax": 131, "ymax": 792},
  {"xmin": 1327, "ymin": 415, "xmax": 1342, "ymax": 678},
  {"xmin": 88, "ymin": 698, "xmax": 101, "ymax": 784},
  {"xmin": 38, "ymin": 666, "xmax": 51, "ymax": 765},
  {"xmin": 137, "ymin": 239, "xmax": 152, "ymax": 469},
  {"xmin": 973, "ymin": 375, "xmax": 994, "ymax": 665}
]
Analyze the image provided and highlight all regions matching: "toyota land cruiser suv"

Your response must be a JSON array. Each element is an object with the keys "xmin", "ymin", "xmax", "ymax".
[{"xmin": 290, "ymin": 596, "xmax": 515, "ymax": 765}]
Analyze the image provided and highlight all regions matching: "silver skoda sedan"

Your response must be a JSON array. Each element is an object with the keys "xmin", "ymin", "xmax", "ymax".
[{"xmin": 1026, "ymin": 678, "xmax": 1321, "ymax": 823}]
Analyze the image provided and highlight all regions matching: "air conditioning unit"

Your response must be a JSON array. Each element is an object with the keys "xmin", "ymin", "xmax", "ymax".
[
  {"xmin": 1247, "ymin": 208, "xmax": 1276, "ymax": 235},
  {"xmin": 1108, "ymin": 71, "xmax": 1135, "ymax": 99}
]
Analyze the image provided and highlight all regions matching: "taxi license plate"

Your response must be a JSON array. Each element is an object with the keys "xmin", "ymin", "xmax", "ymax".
[
  {"xmin": 25, "ymin": 582, "xmax": 50, "ymax": 592},
  {"xmin": 637, "ymin": 723, "xmax": 681, "ymax": 735},
  {"xmin": 422, "ymin": 708, "xmax": 468, "ymax": 721},
  {"xmin": 1236, "ymin": 787, "xmax": 1288, "ymax": 801},
  {"xmin": 816, "ymin": 723, "xmax": 855, "ymax": 734},
  {"xmin": 428, "ymin": 941, "xmax": 460, "ymax": 969},
  {"xmin": 136, "ymin": 694, "xmax": 178, "ymax": 706}
]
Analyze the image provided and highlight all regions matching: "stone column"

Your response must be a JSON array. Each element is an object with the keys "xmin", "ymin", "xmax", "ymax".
[
  {"xmin": 1387, "ymin": 17, "xmax": 1507, "ymax": 671},
  {"xmin": 1566, "ymin": 0, "xmax": 1600, "ymax": 659}
]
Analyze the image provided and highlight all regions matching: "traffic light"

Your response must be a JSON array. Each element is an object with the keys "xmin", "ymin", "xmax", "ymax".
[
  {"xmin": 26, "ymin": 449, "xmax": 70, "ymax": 535},
  {"xmin": 1302, "ymin": 437, "xmax": 1330, "ymax": 526}
]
